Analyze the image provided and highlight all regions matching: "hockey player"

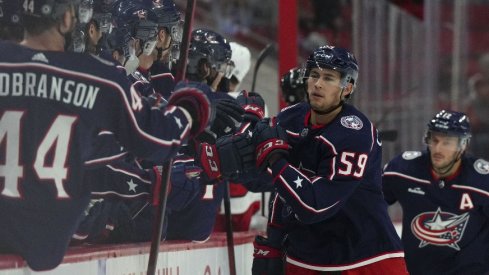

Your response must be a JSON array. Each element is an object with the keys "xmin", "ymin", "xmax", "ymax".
[
  {"xmin": 0, "ymin": 0, "xmax": 211, "ymax": 270},
  {"xmin": 74, "ymin": 28, "xmax": 249, "ymax": 244},
  {"xmin": 165, "ymin": 28, "xmax": 246, "ymax": 242},
  {"xmin": 250, "ymin": 45, "xmax": 407, "ymax": 274},
  {"xmin": 382, "ymin": 110, "xmax": 489, "ymax": 275},
  {"xmin": 280, "ymin": 67, "xmax": 306, "ymax": 106},
  {"xmin": 68, "ymin": 0, "xmax": 114, "ymax": 54},
  {"xmin": 227, "ymin": 41, "xmax": 251, "ymax": 95},
  {"xmin": 147, "ymin": 0, "xmax": 183, "ymax": 98},
  {"xmin": 213, "ymin": 41, "xmax": 267, "ymax": 232}
]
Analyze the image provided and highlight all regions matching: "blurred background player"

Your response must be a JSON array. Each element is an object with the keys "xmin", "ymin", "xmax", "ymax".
[
  {"xmin": 280, "ymin": 67, "xmax": 306, "ymax": 106},
  {"xmin": 74, "ymin": 28, "xmax": 248, "ymax": 244},
  {"xmin": 383, "ymin": 110, "xmax": 489, "ymax": 275},
  {"xmin": 228, "ymin": 41, "xmax": 251, "ymax": 95},
  {"xmin": 165, "ymin": 28, "xmax": 246, "ymax": 242},
  {"xmin": 147, "ymin": 0, "xmax": 184, "ymax": 98},
  {"xmin": 68, "ymin": 0, "xmax": 114, "ymax": 54},
  {"xmin": 212, "ymin": 41, "xmax": 269, "ymax": 233},
  {"xmin": 0, "ymin": 0, "xmax": 23, "ymax": 42},
  {"xmin": 0, "ymin": 0, "xmax": 211, "ymax": 270},
  {"xmin": 249, "ymin": 45, "xmax": 407, "ymax": 274}
]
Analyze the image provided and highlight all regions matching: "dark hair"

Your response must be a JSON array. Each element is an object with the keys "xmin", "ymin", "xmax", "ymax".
[
  {"xmin": 0, "ymin": 25, "xmax": 24, "ymax": 42},
  {"xmin": 22, "ymin": 15, "xmax": 58, "ymax": 36}
]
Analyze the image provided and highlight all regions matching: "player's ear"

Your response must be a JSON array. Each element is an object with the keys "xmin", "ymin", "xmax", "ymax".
[
  {"xmin": 88, "ymin": 22, "xmax": 97, "ymax": 37},
  {"xmin": 343, "ymin": 83, "xmax": 354, "ymax": 98},
  {"xmin": 60, "ymin": 9, "xmax": 76, "ymax": 34},
  {"xmin": 157, "ymin": 29, "xmax": 167, "ymax": 42}
]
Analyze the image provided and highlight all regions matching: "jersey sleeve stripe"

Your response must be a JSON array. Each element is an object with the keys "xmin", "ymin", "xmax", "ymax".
[
  {"xmin": 105, "ymin": 165, "xmax": 151, "ymax": 184},
  {"xmin": 9, "ymin": 62, "xmax": 189, "ymax": 147},
  {"xmin": 451, "ymin": 185, "xmax": 489, "ymax": 197},
  {"xmin": 382, "ymin": 171, "xmax": 431, "ymax": 185}
]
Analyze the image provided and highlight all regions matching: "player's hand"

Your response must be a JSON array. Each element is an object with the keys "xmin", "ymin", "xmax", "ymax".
[
  {"xmin": 237, "ymin": 90, "xmax": 265, "ymax": 126},
  {"xmin": 168, "ymin": 87, "xmax": 211, "ymax": 138},
  {"xmin": 252, "ymin": 235, "xmax": 285, "ymax": 275},
  {"xmin": 210, "ymin": 71, "xmax": 225, "ymax": 92},
  {"xmin": 197, "ymin": 133, "xmax": 255, "ymax": 182},
  {"xmin": 252, "ymin": 118, "xmax": 289, "ymax": 171},
  {"xmin": 209, "ymin": 98, "xmax": 244, "ymax": 138}
]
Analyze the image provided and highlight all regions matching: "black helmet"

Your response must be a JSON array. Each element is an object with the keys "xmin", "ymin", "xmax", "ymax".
[
  {"xmin": 281, "ymin": 67, "xmax": 305, "ymax": 105},
  {"xmin": 304, "ymin": 45, "xmax": 359, "ymax": 92}
]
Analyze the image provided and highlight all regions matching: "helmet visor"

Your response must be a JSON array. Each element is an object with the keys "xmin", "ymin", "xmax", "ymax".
[{"xmin": 78, "ymin": 0, "xmax": 94, "ymax": 24}]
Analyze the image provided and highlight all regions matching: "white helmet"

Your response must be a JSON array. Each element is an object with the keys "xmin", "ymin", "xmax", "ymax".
[{"xmin": 229, "ymin": 42, "xmax": 251, "ymax": 84}]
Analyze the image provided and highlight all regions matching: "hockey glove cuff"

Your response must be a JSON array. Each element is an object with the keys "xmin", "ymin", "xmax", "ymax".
[{"xmin": 168, "ymin": 87, "xmax": 211, "ymax": 138}]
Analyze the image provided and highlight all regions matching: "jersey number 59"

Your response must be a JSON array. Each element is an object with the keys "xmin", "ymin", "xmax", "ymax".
[{"xmin": 337, "ymin": 152, "xmax": 368, "ymax": 178}]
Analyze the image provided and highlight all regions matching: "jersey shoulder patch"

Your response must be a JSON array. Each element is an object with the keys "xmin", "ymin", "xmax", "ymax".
[
  {"xmin": 340, "ymin": 115, "xmax": 363, "ymax": 130},
  {"xmin": 402, "ymin": 151, "xmax": 422, "ymax": 160},
  {"xmin": 474, "ymin": 159, "xmax": 489, "ymax": 175}
]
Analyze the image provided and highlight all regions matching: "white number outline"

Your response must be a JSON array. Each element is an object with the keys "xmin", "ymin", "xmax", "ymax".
[{"xmin": 0, "ymin": 111, "xmax": 77, "ymax": 199}]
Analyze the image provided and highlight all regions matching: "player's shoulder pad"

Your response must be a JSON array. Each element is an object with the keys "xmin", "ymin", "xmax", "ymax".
[
  {"xmin": 337, "ymin": 104, "xmax": 370, "ymax": 132},
  {"xmin": 277, "ymin": 102, "xmax": 308, "ymax": 124},
  {"xmin": 384, "ymin": 150, "xmax": 425, "ymax": 173},
  {"xmin": 466, "ymin": 156, "xmax": 489, "ymax": 176}
]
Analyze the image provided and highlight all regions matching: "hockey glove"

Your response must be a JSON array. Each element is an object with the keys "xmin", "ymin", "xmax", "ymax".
[
  {"xmin": 237, "ymin": 90, "xmax": 265, "ymax": 125},
  {"xmin": 168, "ymin": 87, "xmax": 211, "ymax": 138},
  {"xmin": 210, "ymin": 98, "xmax": 245, "ymax": 138},
  {"xmin": 252, "ymin": 235, "xmax": 285, "ymax": 275},
  {"xmin": 197, "ymin": 133, "xmax": 255, "ymax": 182},
  {"xmin": 252, "ymin": 118, "xmax": 289, "ymax": 171}
]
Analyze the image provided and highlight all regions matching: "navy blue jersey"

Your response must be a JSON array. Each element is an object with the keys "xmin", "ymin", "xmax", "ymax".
[
  {"xmin": 150, "ymin": 62, "xmax": 175, "ymax": 99},
  {"xmin": 383, "ymin": 151, "xmax": 489, "ymax": 275},
  {"xmin": 0, "ymin": 41, "xmax": 194, "ymax": 270},
  {"xmin": 166, "ymin": 181, "xmax": 225, "ymax": 242},
  {"xmin": 267, "ymin": 102, "xmax": 403, "ymax": 271}
]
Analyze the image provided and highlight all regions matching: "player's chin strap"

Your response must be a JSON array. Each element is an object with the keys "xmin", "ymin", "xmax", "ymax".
[
  {"xmin": 155, "ymin": 45, "xmax": 171, "ymax": 61},
  {"xmin": 431, "ymin": 149, "xmax": 464, "ymax": 176}
]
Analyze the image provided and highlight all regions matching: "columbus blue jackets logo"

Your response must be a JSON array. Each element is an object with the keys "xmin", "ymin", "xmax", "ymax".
[
  {"xmin": 402, "ymin": 151, "xmax": 422, "ymax": 160},
  {"xmin": 411, "ymin": 208, "xmax": 469, "ymax": 251},
  {"xmin": 474, "ymin": 159, "xmax": 489, "ymax": 175},
  {"xmin": 340, "ymin": 115, "xmax": 363, "ymax": 130}
]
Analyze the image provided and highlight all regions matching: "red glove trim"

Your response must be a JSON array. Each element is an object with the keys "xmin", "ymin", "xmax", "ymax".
[{"xmin": 256, "ymin": 138, "xmax": 289, "ymax": 168}]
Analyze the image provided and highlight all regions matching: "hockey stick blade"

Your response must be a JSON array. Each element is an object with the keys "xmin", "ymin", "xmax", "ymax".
[{"xmin": 251, "ymin": 43, "xmax": 275, "ymax": 92}]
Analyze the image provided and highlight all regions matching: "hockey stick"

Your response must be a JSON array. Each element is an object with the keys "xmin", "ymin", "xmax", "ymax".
[
  {"xmin": 146, "ymin": 1, "xmax": 196, "ymax": 274},
  {"xmin": 223, "ymin": 182, "xmax": 237, "ymax": 275},
  {"xmin": 174, "ymin": 0, "xmax": 196, "ymax": 83},
  {"xmin": 146, "ymin": 164, "xmax": 172, "ymax": 275},
  {"xmin": 251, "ymin": 43, "xmax": 275, "ymax": 92},
  {"xmin": 250, "ymin": 43, "xmax": 275, "ymax": 217}
]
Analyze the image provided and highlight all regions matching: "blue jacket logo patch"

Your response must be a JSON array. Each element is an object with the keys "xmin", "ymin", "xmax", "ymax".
[
  {"xmin": 474, "ymin": 159, "xmax": 489, "ymax": 175},
  {"xmin": 340, "ymin": 115, "xmax": 363, "ymax": 130},
  {"xmin": 411, "ymin": 207, "xmax": 469, "ymax": 251}
]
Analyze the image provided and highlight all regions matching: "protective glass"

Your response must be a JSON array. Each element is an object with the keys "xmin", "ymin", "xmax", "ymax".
[
  {"xmin": 168, "ymin": 43, "xmax": 180, "ymax": 65},
  {"xmin": 78, "ymin": 0, "xmax": 94, "ymax": 24},
  {"xmin": 216, "ymin": 61, "xmax": 235, "ymax": 79},
  {"xmin": 425, "ymin": 132, "xmax": 463, "ymax": 153},
  {"xmin": 170, "ymin": 20, "xmax": 184, "ymax": 43},
  {"xmin": 141, "ymin": 39, "xmax": 157, "ymax": 55},
  {"xmin": 70, "ymin": 27, "xmax": 86, "ymax": 53},
  {"xmin": 124, "ymin": 38, "xmax": 139, "ymax": 75},
  {"xmin": 93, "ymin": 13, "xmax": 113, "ymax": 34},
  {"xmin": 305, "ymin": 68, "xmax": 344, "ymax": 89}
]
